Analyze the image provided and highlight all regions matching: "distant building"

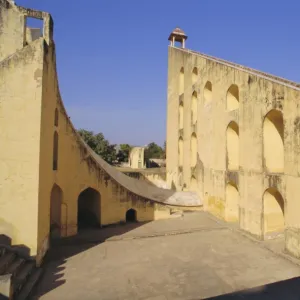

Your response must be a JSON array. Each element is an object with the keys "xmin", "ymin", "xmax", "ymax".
[{"xmin": 129, "ymin": 147, "xmax": 145, "ymax": 169}]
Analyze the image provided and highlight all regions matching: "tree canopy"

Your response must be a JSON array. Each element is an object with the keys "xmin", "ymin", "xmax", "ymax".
[
  {"xmin": 78, "ymin": 129, "xmax": 117, "ymax": 165},
  {"xmin": 117, "ymin": 144, "xmax": 132, "ymax": 163},
  {"xmin": 144, "ymin": 142, "xmax": 165, "ymax": 160}
]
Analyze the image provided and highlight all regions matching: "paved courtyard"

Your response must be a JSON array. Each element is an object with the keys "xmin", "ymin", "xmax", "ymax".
[{"xmin": 33, "ymin": 212, "xmax": 300, "ymax": 300}]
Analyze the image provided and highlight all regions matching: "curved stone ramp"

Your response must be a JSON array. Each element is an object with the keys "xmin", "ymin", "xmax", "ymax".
[{"xmin": 84, "ymin": 140, "xmax": 201, "ymax": 206}]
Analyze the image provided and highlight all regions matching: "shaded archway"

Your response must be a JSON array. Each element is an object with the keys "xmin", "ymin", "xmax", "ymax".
[
  {"xmin": 190, "ymin": 176, "xmax": 197, "ymax": 192},
  {"xmin": 204, "ymin": 81, "xmax": 212, "ymax": 105},
  {"xmin": 227, "ymin": 84, "xmax": 239, "ymax": 111},
  {"xmin": 126, "ymin": 209, "xmax": 137, "ymax": 222},
  {"xmin": 178, "ymin": 137, "xmax": 183, "ymax": 167},
  {"xmin": 179, "ymin": 67, "xmax": 184, "ymax": 95},
  {"xmin": 263, "ymin": 188, "xmax": 284, "ymax": 235},
  {"xmin": 50, "ymin": 184, "xmax": 63, "ymax": 239},
  {"xmin": 226, "ymin": 121, "xmax": 239, "ymax": 170},
  {"xmin": 225, "ymin": 182, "xmax": 239, "ymax": 223},
  {"xmin": 192, "ymin": 67, "xmax": 198, "ymax": 84},
  {"xmin": 190, "ymin": 133, "xmax": 197, "ymax": 167},
  {"xmin": 53, "ymin": 131, "xmax": 58, "ymax": 170},
  {"xmin": 191, "ymin": 91, "xmax": 197, "ymax": 124},
  {"xmin": 179, "ymin": 103, "xmax": 184, "ymax": 129},
  {"xmin": 77, "ymin": 188, "xmax": 101, "ymax": 230},
  {"xmin": 263, "ymin": 110, "xmax": 284, "ymax": 173}
]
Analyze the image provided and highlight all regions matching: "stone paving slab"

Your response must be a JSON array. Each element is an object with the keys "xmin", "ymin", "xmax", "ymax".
[{"xmin": 34, "ymin": 212, "xmax": 300, "ymax": 300}]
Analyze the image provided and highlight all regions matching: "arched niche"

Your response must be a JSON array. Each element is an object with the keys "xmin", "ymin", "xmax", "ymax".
[
  {"xmin": 225, "ymin": 182, "xmax": 239, "ymax": 223},
  {"xmin": 179, "ymin": 67, "xmax": 184, "ymax": 95},
  {"xmin": 178, "ymin": 137, "xmax": 184, "ymax": 167},
  {"xmin": 77, "ymin": 188, "xmax": 101, "ymax": 230},
  {"xmin": 263, "ymin": 110, "xmax": 284, "ymax": 173},
  {"xmin": 190, "ymin": 133, "xmax": 197, "ymax": 167},
  {"xmin": 226, "ymin": 121, "xmax": 239, "ymax": 170},
  {"xmin": 263, "ymin": 188, "xmax": 284, "ymax": 235},
  {"xmin": 192, "ymin": 67, "xmax": 198, "ymax": 85},
  {"xmin": 204, "ymin": 81, "xmax": 212, "ymax": 105},
  {"xmin": 227, "ymin": 84, "xmax": 239, "ymax": 111},
  {"xmin": 50, "ymin": 184, "xmax": 63, "ymax": 239},
  {"xmin": 53, "ymin": 131, "xmax": 59, "ymax": 170},
  {"xmin": 179, "ymin": 104, "xmax": 184, "ymax": 129},
  {"xmin": 191, "ymin": 91, "xmax": 197, "ymax": 124}
]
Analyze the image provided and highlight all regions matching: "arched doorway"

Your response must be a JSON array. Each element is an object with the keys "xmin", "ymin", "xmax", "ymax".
[
  {"xmin": 50, "ymin": 184, "xmax": 63, "ymax": 239},
  {"xmin": 225, "ymin": 182, "xmax": 239, "ymax": 223},
  {"xmin": 263, "ymin": 110, "xmax": 284, "ymax": 173},
  {"xmin": 126, "ymin": 209, "xmax": 137, "ymax": 222},
  {"xmin": 263, "ymin": 188, "xmax": 284, "ymax": 235},
  {"xmin": 77, "ymin": 188, "xmax": 101, "ymax": 230}
]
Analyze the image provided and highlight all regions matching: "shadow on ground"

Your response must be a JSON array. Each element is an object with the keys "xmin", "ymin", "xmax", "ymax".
[
  {"xmin": 202, "ymin": 276, "xmax": 300, "ymax": 300},
  {"xmin": 33, "ymin": 221, "xmax": 148, "ymax": 299}
]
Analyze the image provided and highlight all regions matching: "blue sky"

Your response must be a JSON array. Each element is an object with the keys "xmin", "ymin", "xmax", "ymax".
[{"xmin": 18, "ymin": 0, "xmax": 300, "ymax": 147}]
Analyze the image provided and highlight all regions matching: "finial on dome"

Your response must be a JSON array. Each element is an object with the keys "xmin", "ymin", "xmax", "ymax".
[{"xmin": 168, "ymin": 27, "xmax": 188, "ymax": 48}]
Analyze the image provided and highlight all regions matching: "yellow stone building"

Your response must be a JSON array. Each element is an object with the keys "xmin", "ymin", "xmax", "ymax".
[
  {"xmin": 166, "ymin": 27, "xmax": 300, "ymax": 258},
  {"xmin": 129, "ymin": 147, "xmax": 145, "ymax": 169},
  {"xmin": 0, "ymin": 1, "xmax": 201, "ymax": 265}
]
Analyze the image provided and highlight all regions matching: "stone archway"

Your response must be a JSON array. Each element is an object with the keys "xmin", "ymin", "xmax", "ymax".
[
  {"xmin": 263, "ymin": 188, "xmax": 284, "ymax": 236},
  {"xmin": 77, "ymin": 188, "xmax": 101, "ymax": 230},
  {"xmin": 126, "ymin": 209, "xmax": 137, "ymax": 222},
  {"xmin": 50, "ymin": 184, "xmax": 63, "ymax": 239}
]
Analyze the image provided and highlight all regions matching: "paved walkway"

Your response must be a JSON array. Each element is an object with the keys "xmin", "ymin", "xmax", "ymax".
[{"xmin": 33, "ymin": 212, "xmax": 300, "ymax": 300}]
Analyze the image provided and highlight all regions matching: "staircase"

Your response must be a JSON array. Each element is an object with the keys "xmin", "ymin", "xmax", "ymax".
[{"xmin": 0, "ymin": 244, "xmax": 43, "ymax": 300}]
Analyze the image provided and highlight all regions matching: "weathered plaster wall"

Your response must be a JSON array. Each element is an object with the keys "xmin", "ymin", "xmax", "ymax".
[
  {"xmin": 0, "ymin": 0, "xmax": 25, "ymax": 61},
  {"xmin": 0, "ymin": 38, "xmax": 44, "ymax": 253},
  {"xmin": 166, "ymin": 46, "xmax": 300, "ymax": 257}
]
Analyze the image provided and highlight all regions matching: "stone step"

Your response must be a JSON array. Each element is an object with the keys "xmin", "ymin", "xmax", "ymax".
[
  {"xmin": 0, "ymin": 252, "xmax": 16, "ymax": 274},
  {"xmin": 14, "ymin": 261, "xmax": 35, "ymax": 293},
  {"xmin": 15, "ymin": 268, "xmax": 42, "ymax": 300},
  {"xmin": 5, "ymin": 257, "xmax": 25, "ymax": 277}
]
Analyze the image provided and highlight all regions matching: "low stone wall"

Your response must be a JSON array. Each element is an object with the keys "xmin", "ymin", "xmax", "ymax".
[{"xmin": 119, "ymin": 168, "xmax": 168, "ymax": 189}]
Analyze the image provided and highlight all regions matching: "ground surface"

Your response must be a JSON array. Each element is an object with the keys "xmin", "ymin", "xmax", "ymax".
[{"xmin": 33, "ymin": 212, "xmax": 300, "ymax": 300}]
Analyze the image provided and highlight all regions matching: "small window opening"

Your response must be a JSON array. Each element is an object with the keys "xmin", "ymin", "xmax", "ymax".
[{"xmin": 25, "ymin": 17, "xmax": 43, "ymax": 44}]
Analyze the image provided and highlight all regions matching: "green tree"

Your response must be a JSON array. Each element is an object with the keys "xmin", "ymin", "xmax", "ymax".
[
  {"xmin": 78, "ymin": 129, "xmax": 117, "ymax": 165},
  {"xmin": 117, "ymin": 144, "xmax": 132, "ymax": 162},
  {"xmin": 144, "ymin": 142, "xmax": 164, "ymax": 160}
]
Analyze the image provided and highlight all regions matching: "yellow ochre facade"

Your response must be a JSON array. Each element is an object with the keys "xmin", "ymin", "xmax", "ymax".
[
  {"xmin": 0, "ymin": 1, "xmax": 201, "ymax": 265},
  {"xmin": 166, "ymin": 28, "xmax": 300, "ymax": 258}
]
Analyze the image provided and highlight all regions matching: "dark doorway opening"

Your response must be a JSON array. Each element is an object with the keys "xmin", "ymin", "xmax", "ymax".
[
  {"xmin": 77, "ymin": 188, "xmax": 101, "ymax": 230},
  {"xmin": 126, "ymin": 209, "xmax": 137, "ymax": 222}
]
